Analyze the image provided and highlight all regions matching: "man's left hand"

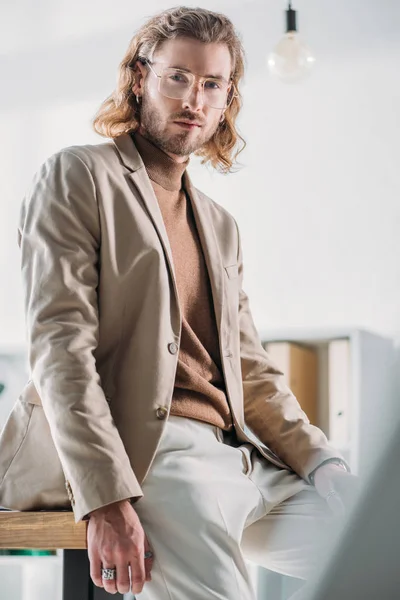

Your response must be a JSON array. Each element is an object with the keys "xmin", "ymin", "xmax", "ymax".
[{"xmin": 313, "ymin": 464, "xmax": 359, "ymax": 516}]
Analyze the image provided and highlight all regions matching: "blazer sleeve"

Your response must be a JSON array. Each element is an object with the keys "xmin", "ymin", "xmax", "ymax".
[
  {"xmin": 234, "ymin": 220, "xmax": 349, "ymax": 482},
  {"xmin": 18, "ymin": 149, "xmax": 143, "ymax": 522}
]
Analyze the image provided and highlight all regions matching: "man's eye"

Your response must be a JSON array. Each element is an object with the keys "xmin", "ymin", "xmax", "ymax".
[
  {"xmin": 170, "ymin": 73, "xmax": 188, "ymax": 83},
  {"xmin": 205, "ymin": 80, "xmax": 221, "ymax": 90}
]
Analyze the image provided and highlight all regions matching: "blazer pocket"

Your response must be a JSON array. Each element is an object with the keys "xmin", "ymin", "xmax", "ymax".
[
  {"xmin": 224, "ymin": 264, "xmax": 239, "ymax": 279},
  {"xmin": 19, "ymin": 379, "xmax": 42, "ymax": 406},
  {"xmin": 0, "ymin": 380, "xmax": 70, "ymax": 512},
  {"xmin": 0, "ymin": 394, "xmax": 34, "ymax": 488}
]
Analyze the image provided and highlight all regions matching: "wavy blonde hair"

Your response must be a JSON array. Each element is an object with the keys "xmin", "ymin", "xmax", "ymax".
[{"xmin": 92, "ymin": 6, "xmax": 246, "ymax": 173}]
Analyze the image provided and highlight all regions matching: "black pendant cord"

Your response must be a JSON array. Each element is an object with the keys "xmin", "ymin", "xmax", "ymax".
[{"xmin": 286, "ymin": 1, "xmax": 297, "ymax": 33}]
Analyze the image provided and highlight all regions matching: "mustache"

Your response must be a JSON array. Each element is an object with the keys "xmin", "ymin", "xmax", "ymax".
[{"xmin": 171, "ymin": 113, "xmax": 205, "ymax": 125}]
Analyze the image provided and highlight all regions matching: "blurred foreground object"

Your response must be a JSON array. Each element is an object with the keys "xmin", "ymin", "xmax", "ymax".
[{"xmin": 303, "ymin": 417, "xmax": 400, "ymax": 599}]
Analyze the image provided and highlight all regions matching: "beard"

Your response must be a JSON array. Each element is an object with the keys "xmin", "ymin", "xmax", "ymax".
[{"xmin": 138, "ymin": 92, "xmax": 218, "ymax": 157}]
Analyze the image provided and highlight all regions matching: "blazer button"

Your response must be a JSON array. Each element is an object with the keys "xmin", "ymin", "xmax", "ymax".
[
  {"xmin": 168, "ymin": 342, "xmax": 178, "ymax": 354},
  {"xmin": 156, "ymin": 407, "xmax": 168, "ymax": 420}
]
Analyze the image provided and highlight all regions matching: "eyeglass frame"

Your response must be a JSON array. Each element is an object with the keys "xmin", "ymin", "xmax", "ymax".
[{"xmin": 136, "ymin": 56, "xmax": 238, "ymax": 110}]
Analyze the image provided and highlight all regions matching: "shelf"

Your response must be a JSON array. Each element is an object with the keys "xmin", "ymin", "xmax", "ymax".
[
  {"xmin": 258, "ymin": 326, "xmax": 363, "ymax": 344},
  {"xmin": 0, "ymin": 555, "xmax": 62, "ymax": 565}
]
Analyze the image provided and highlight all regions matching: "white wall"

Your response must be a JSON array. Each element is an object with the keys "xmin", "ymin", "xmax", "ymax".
[{"xmin": 1, "ymin": 0, "xmax": 399, "ymax": 352}]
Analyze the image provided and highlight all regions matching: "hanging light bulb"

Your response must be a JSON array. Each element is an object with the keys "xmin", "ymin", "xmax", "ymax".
[{"xmin": 267, "ymin": 1, "xmax": 316, "ymax": 83}]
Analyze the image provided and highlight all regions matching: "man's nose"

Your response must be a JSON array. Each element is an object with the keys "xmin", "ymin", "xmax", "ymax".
[{"xmin": 183, "ymin": 82, "xmax": 205, "ymax": 111}]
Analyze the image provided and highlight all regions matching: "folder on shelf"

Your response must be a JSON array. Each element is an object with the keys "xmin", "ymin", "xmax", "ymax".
[{"xmin": 263, "ymin": 342, "xmax": 318, "ymax": 425}]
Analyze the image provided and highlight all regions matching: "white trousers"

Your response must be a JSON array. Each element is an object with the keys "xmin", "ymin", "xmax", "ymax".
[{"xmin": 134, "ymin": 416, "xmax": 334, "ymax": 600}]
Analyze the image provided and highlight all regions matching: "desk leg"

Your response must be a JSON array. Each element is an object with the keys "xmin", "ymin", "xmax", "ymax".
[{"xmin": 63, "ymin": 549, "xmax": 124, "ymax": 599}]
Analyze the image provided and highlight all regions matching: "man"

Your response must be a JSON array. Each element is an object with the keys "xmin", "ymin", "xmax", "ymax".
[{"xmin": 16, "ymin": 6, "xmax": 355, "ymax": 599}]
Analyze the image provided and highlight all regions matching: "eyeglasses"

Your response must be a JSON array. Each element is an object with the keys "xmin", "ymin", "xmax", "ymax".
[{"xmin": 138, "ymin": 57, "xmax": 238, "ymax": 110}]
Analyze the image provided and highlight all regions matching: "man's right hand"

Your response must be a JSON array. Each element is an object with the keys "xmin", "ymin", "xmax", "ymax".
[{"xmin": 87, "ymin": 499, "xmax": 154, "ymax": 595}]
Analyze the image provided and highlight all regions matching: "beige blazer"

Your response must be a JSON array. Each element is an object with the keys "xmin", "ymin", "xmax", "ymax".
[{"xmin": 0, "ymin": 134, "xmax": 343, "ymax": 522}]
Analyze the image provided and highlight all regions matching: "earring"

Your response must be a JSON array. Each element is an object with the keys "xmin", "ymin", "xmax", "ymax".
[
  {"xmin": 136, "ymin": 94, "xmax": 141, "ymax": 104},
  {"xmin": 220, "ymin": 113, "xmax": 225, "ymax": 124}
]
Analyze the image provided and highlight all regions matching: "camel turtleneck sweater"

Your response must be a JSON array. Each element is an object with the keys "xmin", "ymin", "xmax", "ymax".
[{"xmin": 131, "ymin": 130, "xmax": 233, "ymax": 431}]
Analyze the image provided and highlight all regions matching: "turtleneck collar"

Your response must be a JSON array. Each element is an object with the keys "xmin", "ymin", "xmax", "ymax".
[{"xmin": 131, "ymin": 130, "xmax": 190, "ymax": 192}]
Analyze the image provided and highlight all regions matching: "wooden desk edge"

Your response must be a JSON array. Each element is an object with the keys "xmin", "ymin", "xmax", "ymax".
[{"xmin": 0, "ymin": 511, "xmax": 87, "ymax": 549}]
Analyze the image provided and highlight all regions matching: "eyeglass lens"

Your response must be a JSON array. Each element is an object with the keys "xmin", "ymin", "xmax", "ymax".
[{"xmin": 160, "ymin": 68, "xmax": 232, "ymax": 109}]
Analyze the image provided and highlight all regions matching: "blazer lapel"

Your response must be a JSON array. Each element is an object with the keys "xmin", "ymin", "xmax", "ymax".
[
  {"xmin": 113, "ymin": 134, "xmax": 180, "ymax": 307},
  {"xmin": 183, "ymin": 171, "xmax": 228, "ymax": 357}
]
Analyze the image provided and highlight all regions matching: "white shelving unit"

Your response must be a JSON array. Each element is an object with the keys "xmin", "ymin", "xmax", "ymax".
[{"xmin": 258, "ymin": 326, "xmax": 399, "ymax": 477}]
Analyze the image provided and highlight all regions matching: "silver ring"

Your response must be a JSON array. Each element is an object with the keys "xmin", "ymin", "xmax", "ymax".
[
  {"xmin": 144, "ymin": 551, "xmax": 153, "ymax": 560},
  {"xmin": 102, "ymin": 567, "xmax": 116, "ymax": 580}
]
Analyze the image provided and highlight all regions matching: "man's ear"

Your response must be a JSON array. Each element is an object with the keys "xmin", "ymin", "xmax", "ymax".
[{"xmin": 132, "ymin": 59, "xmax": 147, "ymax": 96}]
